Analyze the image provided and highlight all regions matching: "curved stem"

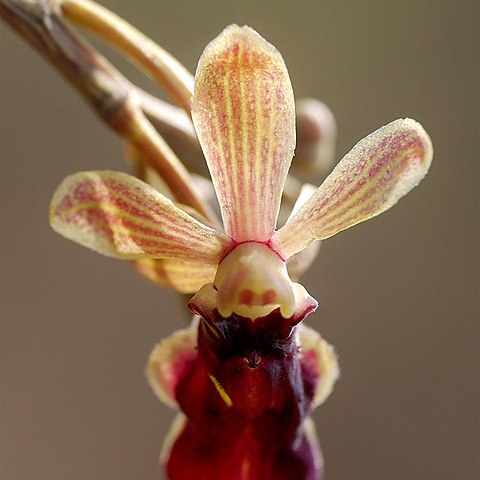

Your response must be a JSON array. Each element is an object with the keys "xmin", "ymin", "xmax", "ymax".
[
  {"xmin": 60, "ymin": 0, "xmax": 194, "ymax": 115},
  {"xmin": 0, "ymin": 0, "xmax": 217, "ymax": 223}
]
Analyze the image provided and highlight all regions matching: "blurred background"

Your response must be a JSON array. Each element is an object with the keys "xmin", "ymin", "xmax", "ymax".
[{"xmin": 1, "ymin": 1, "xmax": 478, "ymax": 479}]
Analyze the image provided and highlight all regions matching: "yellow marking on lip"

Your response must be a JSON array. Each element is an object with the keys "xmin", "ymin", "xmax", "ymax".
[{"xmin": 208, "ymin": 374, "xmax": 233, "ymax": 407}]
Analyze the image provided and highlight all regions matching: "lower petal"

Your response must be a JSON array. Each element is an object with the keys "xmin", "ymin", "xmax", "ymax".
[
  {"xmin": 165, "ymin": 415, "xmax": 324, "ymax": 480},
  {"xmin": 134, "ymin": 258, "xmax": 216, "ymax": 293}
]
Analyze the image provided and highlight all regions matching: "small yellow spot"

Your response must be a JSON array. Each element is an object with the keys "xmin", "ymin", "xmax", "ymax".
[
  {"xmin": 241, "ymin": 458, "xmax": 250, "ymax": 479},
  {"xmin": 208, "ymin": 374, "xmax": 233, "ymax": 407}
]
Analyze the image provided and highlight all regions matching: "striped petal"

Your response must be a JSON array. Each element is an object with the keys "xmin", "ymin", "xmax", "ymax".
[
  {"xmin": 134, "ymin": 258, "xmax": 217, "ymax": 293},
  {"xmin": 192, "ymin": 25, "xmax": 295, "ymax": 242},
  {"xmin": 50, "ymin": 171, "xmax": 230, "ymax": 262},
  {"xmin": 272, "ymin": 119, "xmax": 433, "ymax": 258}
]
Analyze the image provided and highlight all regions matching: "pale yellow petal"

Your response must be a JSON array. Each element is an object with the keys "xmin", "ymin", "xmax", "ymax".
[
  {"xmin": 273, "ymin": 119, "xmax": 433, "ymax": 258},
  {"xmin": 50, "ymin": 170, "xmax": 231, "ymax": 262},
  {"xmin": 285, "ymin": 184, "xmax": 321, "ymax": 280},
  {"xmin": 160, "ymin": 413, "xmax": 187, "ymax": 466}
]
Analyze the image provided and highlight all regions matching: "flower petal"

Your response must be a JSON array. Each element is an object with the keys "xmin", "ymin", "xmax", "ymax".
[
  {"xmin": 134, "ymin": 258, "xmax": 216, "ymax": 293},
  {"xmin": 147, "ymin": 319, "xmax": 199, "ymax": 408},
  {"xmin": 287, "ymin": 183, "xmax": 317, "ymax": 222},
  {"xmin": 192, "ymin": 25, "xmax": 295, "ymax": 242},
  {"xmin": 272, "ymin": 119, "xmax": 433, "ymax": 258},
  {"xmin": 285, "ymin": 184, "xmax": 321, "ymax": 280},
  {"xmin": 286, "ymin": 242, "xmax": 321, "ymax": 281},
  {"xmin": 50, "ymin": 171, "xmax": 230, "ymax": 262},
  {"xmin": 298, "ymin": 324, "xmax": 339, "ymax": 409}
]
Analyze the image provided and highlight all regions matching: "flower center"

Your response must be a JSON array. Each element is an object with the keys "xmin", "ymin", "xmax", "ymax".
[{"xmin": 214, "ymin": 242, "xmax": 296, "ymax": 319}]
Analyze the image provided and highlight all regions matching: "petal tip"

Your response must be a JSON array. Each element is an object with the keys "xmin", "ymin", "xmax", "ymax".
[
  {"xmin": 379, "ymin": 117, "xmax": 433, "ymax": 200},
  {"xmin": 196, "ymin": 24, "xmax": 285, "ymax": 74},
  {"xmin": 401, "ymin": 117, "xmax": 433, "ymax": 167}
]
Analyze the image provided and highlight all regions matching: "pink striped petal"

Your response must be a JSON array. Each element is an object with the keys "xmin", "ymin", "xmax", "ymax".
[
  {"xmin": 272, "ymin": 119, "xmax": 433, "ymax": 258},
  {"xmin": 134, "ymin": 258, "xmax": 217, "ymax": 293},
  {"xmin": 50, "ymin": 171, "xmax": 230, "ymax": 262},
  {"xmin": 192, "ymin": 25, "xmax": 295, "ymax": 242}
]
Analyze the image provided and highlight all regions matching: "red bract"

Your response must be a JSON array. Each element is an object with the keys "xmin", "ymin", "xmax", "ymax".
[{"xmin": 49, "ymin": 25, "xmax": 432, "ymax": 480}]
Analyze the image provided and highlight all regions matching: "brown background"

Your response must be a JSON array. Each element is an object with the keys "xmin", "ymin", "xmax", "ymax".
[{"xmin": 1, "ymin": 1, "xmax": 478, "ymax": 479}]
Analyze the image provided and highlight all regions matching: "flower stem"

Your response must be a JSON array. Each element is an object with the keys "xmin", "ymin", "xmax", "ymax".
[
  {"xmin": 0, "ymin": 0, "xmax": 217, "ymax": 222},
  {"xmin": 60, "ymin": 0, "xmax": 194, "ymax": 115}
]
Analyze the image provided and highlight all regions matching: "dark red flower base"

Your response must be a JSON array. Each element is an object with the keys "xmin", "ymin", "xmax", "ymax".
[
  {"xmin": 167, "ymin": 417, "xmax": 322, "ymax": 480},
  {"xmin": 165, "ymin": 313, "xmax": 323, "ymax": 480}
]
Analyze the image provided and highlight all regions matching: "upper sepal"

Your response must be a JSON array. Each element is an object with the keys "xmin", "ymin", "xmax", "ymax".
[{"xmin": 192, "ymin": 25, "xmax": 295, "ymax": 242}]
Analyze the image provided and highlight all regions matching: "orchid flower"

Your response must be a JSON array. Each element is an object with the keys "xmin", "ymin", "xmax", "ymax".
[{"xmin": 49, "ymin": 25, "xmax": 432, "ymax": 480}]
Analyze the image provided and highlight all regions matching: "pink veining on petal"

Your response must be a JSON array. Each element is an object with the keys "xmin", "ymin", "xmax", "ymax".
[
  {"xmin": 272, "ymin": 119, "xmax": 433, "ymax": 259},
  {"xmin": 50, "ymin": 171, "xmax": 231, "ymax": 262},
  {"xmin": 192, "ymin": 25, "xmax": 295, "ymax": 242}
]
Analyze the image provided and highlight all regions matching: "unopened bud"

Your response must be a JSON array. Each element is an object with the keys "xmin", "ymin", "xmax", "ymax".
[{"xmin": 293, "ymin": 98, "xmax": 337, "ymax": 179}]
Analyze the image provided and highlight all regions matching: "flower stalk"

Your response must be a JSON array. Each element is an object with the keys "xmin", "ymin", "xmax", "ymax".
[{"xmin": 0, "ymin": 0, "xmax": 215, "ymax": 221}]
